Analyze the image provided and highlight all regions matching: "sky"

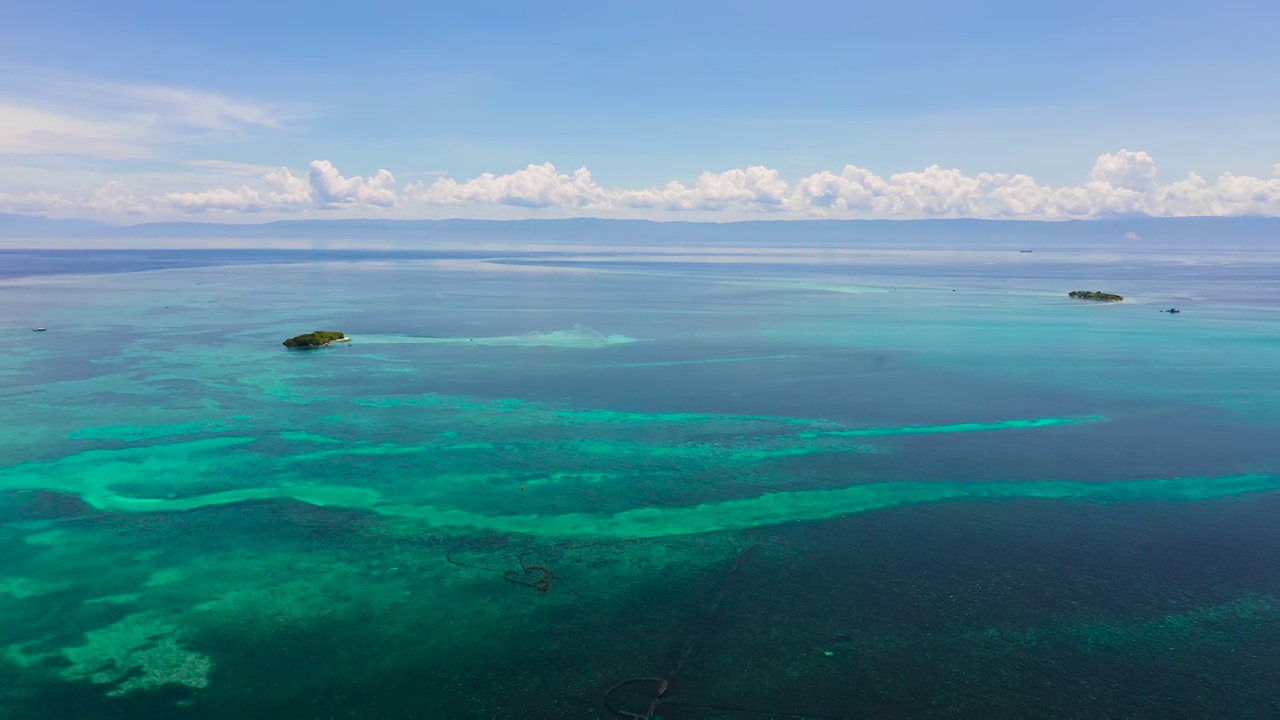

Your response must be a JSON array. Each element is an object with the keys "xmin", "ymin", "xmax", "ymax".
[{"xmin": 1, "ymin": 0, "xmax": 1279, "ymax": 223}]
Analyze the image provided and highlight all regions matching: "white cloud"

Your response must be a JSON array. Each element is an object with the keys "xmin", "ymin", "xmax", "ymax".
[
  {"xmin": 104, "ymin": 84, "xmax": 286, "ymax": 132},
  {"xmin": 399, "ymin": 152, "xmax": 1280, "ymax": 219},
  {"xmin": 405, "ymin": 164, "xmax": 793, "ymax": 212},
  {"xmin": 0, "ymin": 181, "xmax": 148, "ymax": 217},
  {"xmin": 0, "ymin": 67, "xmax": 293, "ymax": 159},
  {"xmin": 162, "ymin": 167, "xmax": 310, "ymax": 214},
  {"xmin": 406, "ymin": 163, "xmax": 609, "ymax": 208},
  {"xmin": 613, "ymin": 166, "xmax": 791, "ymax": 211},
  {"xmin": 0, "ymin": 105, "xmax": 148, "ymax": 159},
  {"xmin": 308, "ymin": 161, "xmax": 397, "ymax": 208},
  {"xmin": 1153, "ymin": 170, "xmax": 1280, "ymax": 217},
  {"xmin": 0, "ymin": 190, "xmax": 75, "ymax": 215},
  {"xmin": 1, "ymin": 161, "xmax": 397, "ymax": 217},
  {"xmin": 159, "ymin": 161, "xmax": 396, "ymax": 213},
  {"xmin": 1090, "ymin": 149, "xmax": 1158, "ymax": 192},
  {"xmin": 792, "ymin": 165, "xmax": 1071, "ymax": 218},
  {"xmin": 6, "ymin": 151, "xmax": 1280, "ymax": 221},
  {"xmin": 85, "ymin": 181, "xmax": 148, "ymax": 215}
]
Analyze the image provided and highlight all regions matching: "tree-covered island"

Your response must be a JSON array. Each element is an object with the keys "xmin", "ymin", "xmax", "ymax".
[
  {"xmin": 1068, "ymin": 291, "xmax": 1124, "ymax": 302},
  {"xmin": 283, "ymin": 330, "xmax": 349, "ymax": 348}
]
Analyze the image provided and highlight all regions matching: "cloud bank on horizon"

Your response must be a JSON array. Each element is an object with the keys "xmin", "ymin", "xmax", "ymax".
[{"xmin": 4, "ymin": 150, "xmax": 1280, "ymax": 222}]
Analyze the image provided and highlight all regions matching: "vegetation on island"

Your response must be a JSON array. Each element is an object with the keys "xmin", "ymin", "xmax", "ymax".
[
  {"xmin": 283, "ymin": 330, "xmax": 347, "ymax": 348},
  {"xmin": 1068, "ymin": 291, "xmax": 1124, "ymax": 302}
]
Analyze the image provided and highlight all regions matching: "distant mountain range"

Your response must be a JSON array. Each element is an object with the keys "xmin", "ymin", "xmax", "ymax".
[
  {"xmin": 2, "ymin": 212, "xmax": 1278, "ymax": 246},
  {"xmin": 0, "ymin": 213, "xmax": 110, "ymax": 237}
]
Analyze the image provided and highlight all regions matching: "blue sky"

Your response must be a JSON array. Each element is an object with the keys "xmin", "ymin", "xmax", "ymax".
[{"xmin": 2, "ymin": 1, "xmax": 1279, "ymax": 221}]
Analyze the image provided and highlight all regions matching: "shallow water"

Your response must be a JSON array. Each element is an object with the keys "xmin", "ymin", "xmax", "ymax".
[{"xmin": 1, "ymin": 238, "xmax": 1278, "ymax": 718}]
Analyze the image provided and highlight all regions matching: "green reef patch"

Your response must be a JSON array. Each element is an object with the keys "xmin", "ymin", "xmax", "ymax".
[
  {"xmin": 6, "ymin": 613, "xmax": 213, "ymax": 698},
  {"xmin": 0, "ymin": 396, "xmax": 1117, "ymax": 531},
  {"xmin": 3, "ymin": 423, "xmax": 1276, "ymax": 536},
  {"xmin": 68, "ymin": 473, "xmax": 1280, "ymax": 538}
]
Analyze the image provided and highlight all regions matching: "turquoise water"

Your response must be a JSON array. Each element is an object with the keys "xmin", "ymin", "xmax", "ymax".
[{"xmin": 1, "ymin": 240, "xmax": 1278, "ymax": 718}]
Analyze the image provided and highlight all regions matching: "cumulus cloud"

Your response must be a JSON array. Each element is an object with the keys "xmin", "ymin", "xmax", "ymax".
[
  {"xmin": 162, "ymin": 167, "xmax": 309, "ymax": 213},
  {"xmin": 1151, "ymin": 169, "xmax": 1280, "ymax": 217},
  {"xmin": 404, "ymin": 163, "xmax": 794, "ymax": 212},
  {"xmin": 399, "ymin": 150, "xmax": 1280, "ymax": 219},
  {"xmin": 406, "ymin": 163, "xmax": 609, "ymax": 208},
  {"xmin": 0, "ymin": 189, "xmax": 76, "ymax": 215},
  {"xmin": 1, "ymin": 161, "xmax": 396, "ymax": 217},
  {"xmin": 614, "ymin": 166, "xmax": 791, "ymax": 211},
  {"xmin": 308, "ymin": 161, "xmax": 397, "ymax": 208},
  {"xmin": 85, "ymin": 181, "xmax": 147, "ymax": 215},
  {"xmin": 0, "ymin": 181, "xmax": 148, "ymax": 217},
  {"xmin": 791, "ymin": 165, "xmax": 1073, "ymax": 218},
  {"xmin": 160, "ymin": 161, "xmax": 396, "ymax": 213},
  {"xmin": 1090, "ymin": 149, "xmax": 1158, "ymax": 192},
  {"xmin": 7, "ymin": 151, "xmax": 1280, "ymax": 221}
]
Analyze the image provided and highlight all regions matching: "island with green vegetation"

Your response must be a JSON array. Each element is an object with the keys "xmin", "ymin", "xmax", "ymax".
[
  {"xmin": 1068, "ymin": 291, "xmax": 1124, "ymax": 302},
  {"xmin": 283, "ymin": 330, "xmax": 349, "ymax": 348}
]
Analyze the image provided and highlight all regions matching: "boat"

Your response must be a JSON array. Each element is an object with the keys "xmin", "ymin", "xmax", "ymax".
[
  {"xmin": 1162, "ymin": 308, "xmax": 1180, "ymax": 314},
  {"xmin": 1020, "ymin": 250, "xmax": 1033, "ymax": 253},
  {"xmin": 32, "ymin": 327, "xmax": 47, "ymax": 332}
]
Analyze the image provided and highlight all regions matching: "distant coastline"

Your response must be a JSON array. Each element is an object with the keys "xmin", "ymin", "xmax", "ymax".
[{"xmin": 5, "ymin": 213, "xmax": 1280, "ymax": 246}]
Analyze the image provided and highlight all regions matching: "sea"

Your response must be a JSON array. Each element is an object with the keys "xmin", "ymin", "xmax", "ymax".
[{"xmin": 1, "ymin": 224, "xmax": 1278, "ymax": 719}]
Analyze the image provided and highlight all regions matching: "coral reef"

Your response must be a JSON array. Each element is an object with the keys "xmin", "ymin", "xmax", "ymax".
[{"xmin": 59, "ymin": 613, "xmax": 212, "ymax": 697}]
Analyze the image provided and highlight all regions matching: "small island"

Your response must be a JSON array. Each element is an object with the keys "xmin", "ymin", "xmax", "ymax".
[
  {"xmin": 283, "ymin": 330, "xmax": 350, "ymax": 348},
  {"xmin": 1068, "ymin": 291, "xmax": 1124, "ymax": 302}
]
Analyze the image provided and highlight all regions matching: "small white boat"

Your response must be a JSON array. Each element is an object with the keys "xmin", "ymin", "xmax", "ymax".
[{"xmin": 32, "ymin": 327, "xmax": 47, "ymax": 332}]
